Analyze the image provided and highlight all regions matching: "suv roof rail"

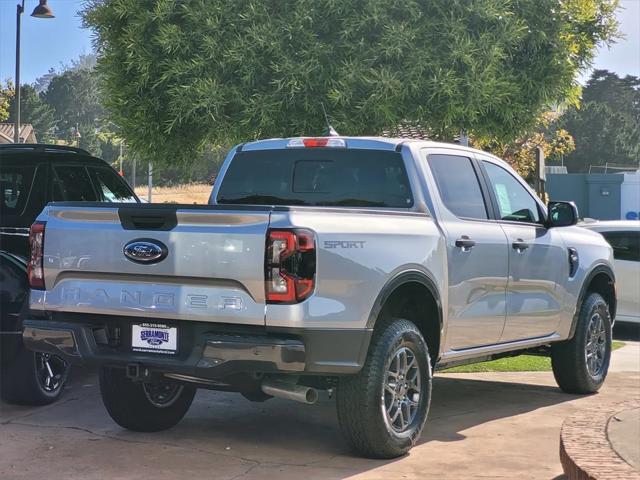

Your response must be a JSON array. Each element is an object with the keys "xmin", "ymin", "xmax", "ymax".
[{"xmin": 0, "ymin": 143, "xmax": 91, "ymax": 155}]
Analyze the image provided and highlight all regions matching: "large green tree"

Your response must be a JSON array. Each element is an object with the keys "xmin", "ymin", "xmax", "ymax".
[
  {"xmin": 83, "ymin": 0, "xmax": 618, "ymax": 165},
  {"xmin": 561, "ymin": 70, "xmax": 640, "ymax": 172},
  {"xmin": 42, "ymin": 67, "xmax": 104, "ymax": 153},
  {"xmin": 7, "ymin": 85, "xmax": 56, "ymax": 143}
]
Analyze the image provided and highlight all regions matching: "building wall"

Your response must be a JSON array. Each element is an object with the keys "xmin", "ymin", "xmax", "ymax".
[{"xmin": 547, "ymin": 173, "xmax": 626, "ymax": 220}]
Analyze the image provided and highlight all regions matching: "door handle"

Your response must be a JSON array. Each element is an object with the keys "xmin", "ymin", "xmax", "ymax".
[
  {"xmin": 512, "ymin": 239, "xmax": 529, "ymax": 252},
  {"xmin": 455, "ymin": 236, "xmax": 476, "ymax": 252}
]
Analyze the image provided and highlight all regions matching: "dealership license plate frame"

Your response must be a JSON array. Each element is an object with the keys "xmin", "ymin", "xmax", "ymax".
[{"xmin": 131, "ymin": 323, "xmax": 178, "ymax": 355}]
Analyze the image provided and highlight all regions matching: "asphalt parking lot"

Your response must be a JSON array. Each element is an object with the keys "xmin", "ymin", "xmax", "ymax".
[{"xmin": 1, "ymin": 325, "xmax": 639, "ymax": 480}]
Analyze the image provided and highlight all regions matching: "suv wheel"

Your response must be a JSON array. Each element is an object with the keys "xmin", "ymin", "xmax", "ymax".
[
  {"xmin": 551, "ymin": 292, "xmax": 612, "ymax": 394},
  {"xmin": 0, "ymin": 347, "xmax": 69, "ymax": 405},
  {"xmin": 336, "ymin": 318, "xmax": 432, "ymax": 458},
  {"xmin": 99, "ymin": 367, "xmax": 196, "ymax": 432}
]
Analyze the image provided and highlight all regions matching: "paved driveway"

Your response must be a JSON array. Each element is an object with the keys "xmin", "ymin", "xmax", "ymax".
[{"xmin": 1, "ymin": 333, "xmax": 639, "ymax": 480}]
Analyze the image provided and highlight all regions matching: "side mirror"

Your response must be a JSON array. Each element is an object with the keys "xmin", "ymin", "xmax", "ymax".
[{"xmin": 547, "ymin": 201, "xmax": 579, "ymax": 228}]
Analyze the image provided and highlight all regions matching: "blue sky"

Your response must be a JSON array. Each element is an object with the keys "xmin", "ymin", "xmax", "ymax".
[{"xmin": 0, "ymin": 0, "xmax": 639, "ymax": 85}]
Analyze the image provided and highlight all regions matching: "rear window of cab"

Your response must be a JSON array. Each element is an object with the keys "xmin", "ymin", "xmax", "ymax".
[{"xmin": 217, "ymin": 149, "xmax": 414, "ymax": 208}]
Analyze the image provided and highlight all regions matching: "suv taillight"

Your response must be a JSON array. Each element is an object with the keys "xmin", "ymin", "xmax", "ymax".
[
  {"xmin": 265, "ymin": 229, "xmax": 316, "ymax": 303},
  {"xmin": 28, "ymin": 221, "xmax": 46, "ymax": 290}
]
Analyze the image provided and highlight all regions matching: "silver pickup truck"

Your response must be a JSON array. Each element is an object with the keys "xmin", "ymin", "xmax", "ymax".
[{"xmin": 23, "ymin": 137, "xmax": 616, "ymax": 458}]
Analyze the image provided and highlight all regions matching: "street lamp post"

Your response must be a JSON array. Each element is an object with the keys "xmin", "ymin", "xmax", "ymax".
[{"xmin": 13, "ymin": 0, "xmax": 54, "ymax": 144}]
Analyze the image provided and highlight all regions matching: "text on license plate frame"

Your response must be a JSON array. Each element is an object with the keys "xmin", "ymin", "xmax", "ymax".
[{"xmin": 131, "ymin": 323, "xmax": 178, "ymax": 355}]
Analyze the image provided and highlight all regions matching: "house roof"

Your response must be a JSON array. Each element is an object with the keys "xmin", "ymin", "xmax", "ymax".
[{"xmin": 0, "ymin": 123, "xmax": 36, "ymax": 143}]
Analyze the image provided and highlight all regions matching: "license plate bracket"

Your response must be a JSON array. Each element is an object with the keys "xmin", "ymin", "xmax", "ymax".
[{"xmin": 131, "ymin": 323, "xmax": 178, "ymax": 355}]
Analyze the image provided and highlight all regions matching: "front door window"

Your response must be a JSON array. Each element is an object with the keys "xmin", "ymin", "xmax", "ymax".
[{"xmin": 483, "ymin": 162, "xmax": 540, "ymax": 224}]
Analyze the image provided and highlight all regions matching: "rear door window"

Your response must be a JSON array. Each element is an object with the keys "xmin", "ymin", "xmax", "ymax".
[
  {"xmin": 427, "ymin": 154, "xmax": 488, "ymax": 220},
  {"xmin": 52, "ymin": 165, "xmax": 98, "ymax": 201},
  {"xmin": 89, "ymin": 167, "xmax": 137, "ymax": 203},
  {"xmin": 601, "ymin": 231, "xmax": 640, "ymax": 262},
  {"xmin": 217, "ymin": 149, "xmax": 413, "ymax": 208},
  {"xmin": 0, "ymin": 165, "xmax": 35, "ymax": 215}
]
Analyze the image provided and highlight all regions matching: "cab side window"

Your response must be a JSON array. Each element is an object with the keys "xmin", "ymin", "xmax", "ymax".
[
  {"xmin": 483, "ymin": 161, "xmax": 540, "ymax": 223},
  {"xmin": 428, "ymin": 154, "xmax": 488, "ymax": 220}
]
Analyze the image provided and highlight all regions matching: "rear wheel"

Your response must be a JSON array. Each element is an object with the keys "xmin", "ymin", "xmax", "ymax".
[
  {"xmin": 336, "ymin": 318, "xmax": 432, "ymax": 458},
  {"xmin": 552, "ymin": 292, "xmax": 612, "ymax": 394},
  {"xmin": 0, "ymin": 347, "xmax": 69, "ymax": 405},
  {"xmin": 99, "ymin": 367, "xmax": 196, "ymax": 432}
]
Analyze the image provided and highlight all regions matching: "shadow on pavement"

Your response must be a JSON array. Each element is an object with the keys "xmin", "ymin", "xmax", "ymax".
[
  {"xmin": 421, "ymin": 375, "xmax": 578, "ymax": 444},
  {"xmin": 0, "ymin": 364, "xmax": 611, "ymax": 479},
  {"xmin": 133, "ymin": 373, "xmax": 578, "ymax": 459},
  {"xmin": 614, "ymin": 322, "xmax": 640, "ymax": 342}
]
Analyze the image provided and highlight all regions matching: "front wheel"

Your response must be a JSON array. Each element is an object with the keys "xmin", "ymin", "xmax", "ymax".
[
  {"xmin": 336, "ymin": 318, "xmax": 432, "ymax": 458},
  {"xmin": 551, "ymin": 292, "xmax": 612, "ymax": 394},
  {"xmin": 99, "ymin": 367, "xmax": 196, "ymax": 432}
]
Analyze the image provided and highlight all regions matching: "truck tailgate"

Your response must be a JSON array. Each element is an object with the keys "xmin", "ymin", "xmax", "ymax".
[{"xmin": 35, "ymin": 203, "xmax": 271, "ymax": 325}]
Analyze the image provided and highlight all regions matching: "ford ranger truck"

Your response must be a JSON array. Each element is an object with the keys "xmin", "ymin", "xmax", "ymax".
[{"xmin": 23, "ymin": 137, "xmax": 616, "ymax": 458}]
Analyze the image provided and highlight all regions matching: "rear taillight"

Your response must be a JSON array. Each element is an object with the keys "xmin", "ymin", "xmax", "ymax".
[
  {"xmin": 28, "ymin": 221, "xmax": 46, "ymax": 290},
  {"xmin": 265, "ymin": 229, "xmax": 316, "ymax": 303}
]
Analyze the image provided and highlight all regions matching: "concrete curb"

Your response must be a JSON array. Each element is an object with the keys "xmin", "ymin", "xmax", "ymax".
[{"xmin": 560, "ymin": 400, "xmax": 640, "ymax": 479}]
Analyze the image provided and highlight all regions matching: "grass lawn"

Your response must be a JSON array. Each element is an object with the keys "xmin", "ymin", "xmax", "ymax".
[{"xmin": 441, "ymin": 341, "xmax": 625, "ymax": 373}]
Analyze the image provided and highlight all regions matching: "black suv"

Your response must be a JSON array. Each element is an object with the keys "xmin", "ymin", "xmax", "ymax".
[{"xmin": 0, "ymin": 144, "xmax": 138, "ymax": 404}]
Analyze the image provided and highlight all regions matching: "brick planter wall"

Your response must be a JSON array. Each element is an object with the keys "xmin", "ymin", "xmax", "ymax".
[{"xmin": 560, "ymin": 401, "xmax": 640, "ymax": 480}]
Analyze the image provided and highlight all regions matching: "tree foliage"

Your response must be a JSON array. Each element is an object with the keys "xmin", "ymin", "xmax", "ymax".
[
  {"xmin": 7, "ymin": 85, "xmax": 56, "ymax": 142},
  {"xmin": 41, "ymin": 67, "xmax": 105, "ymax": 153},
  {"xmin": 475, "ymin": 111, "xmax": 575, "ymax": 178},
  {"xmin": 82, "ymin": 0, "xmax": 618, "ymax": 165},
  {"xmin": 0, "ymin": 80, "xmax": 16, "ymax": 122},
  {"xmin": 43, "ymin": 68, "xmax": 104, "ymax": 140},
  {"xmin": 0, "ymin": 81, "xmax": 13, "ymax": 123},
  {"xmin": 560, "ymin": 70, "xmax": 640, "ymax": 172}
]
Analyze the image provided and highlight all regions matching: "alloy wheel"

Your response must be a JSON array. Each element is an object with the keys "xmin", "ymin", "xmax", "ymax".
[
  {"xmin": 35, "ymin": 353, "xmax": 67, "ymax": 393},
  {"xmin": 383, "ymin": 346, "xmax": 421, "ymax": 432},
  {"xmin": 142, "ymin": 382, "xmax": 184, "ymax": 408},
  {"xmin": 585, "ymin": 311, "xmax": 607, "ymax": 377}
]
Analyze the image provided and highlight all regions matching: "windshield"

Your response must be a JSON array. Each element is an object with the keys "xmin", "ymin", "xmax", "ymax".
[{"xmin": 217, "ymin": 149, "xmax": 413, "ymax": 208}]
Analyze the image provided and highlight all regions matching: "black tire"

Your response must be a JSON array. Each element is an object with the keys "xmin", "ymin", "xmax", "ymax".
[
  {"xmin": 0, "ymin": 346, "xmax": 69, "ymax": 406},
  {"xmin": 551, "ymin": 292, "xmax": 612, "ymax": 394},
  {"xmin": 336, "ymin": 318, "xmax": 432, "ymax": 459},
  {"xmin": 99, "ymin": 367, "xmax": 196, "ymax": 432}
]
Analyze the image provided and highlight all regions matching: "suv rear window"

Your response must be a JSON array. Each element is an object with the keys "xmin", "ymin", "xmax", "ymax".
[{"xmin": 217, "ymin": 149, "xmax": 413, "ymax": 208}]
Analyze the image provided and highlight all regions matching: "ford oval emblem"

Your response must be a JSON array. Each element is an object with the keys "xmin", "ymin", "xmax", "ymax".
[{"xmin": 123, "ymin": 239, "xmax": 168, "ymax": 264}]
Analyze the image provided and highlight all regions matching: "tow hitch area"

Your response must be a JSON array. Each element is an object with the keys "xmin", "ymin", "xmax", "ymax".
[{"xmin": 126, "ymin": 363, "xmax": 153, "ymax": 381}]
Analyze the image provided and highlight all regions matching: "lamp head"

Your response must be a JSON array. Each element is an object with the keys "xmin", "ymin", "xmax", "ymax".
[{"xmin": 31, "ymin": 0, "xmax": 55, "ymax": 19}]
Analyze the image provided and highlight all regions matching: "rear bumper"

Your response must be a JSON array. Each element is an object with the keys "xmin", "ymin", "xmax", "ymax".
[{"xmin": 22, "ymin": 315, "xmax": 372, "ymax": 378}]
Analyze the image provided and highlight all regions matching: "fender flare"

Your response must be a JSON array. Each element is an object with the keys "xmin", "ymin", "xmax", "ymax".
[
  {"xmin": 366, "ymin": 269, "xmax": 443, "ymax": 333},
  {"xmin": 569, "ymin": 263, "xmax": 616, "ymax": 339}
]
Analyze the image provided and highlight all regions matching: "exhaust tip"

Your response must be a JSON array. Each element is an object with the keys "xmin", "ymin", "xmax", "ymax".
[
  {"xmin": 305, "ymin": 387, "xmax": 319, "ymax": 404},
  {"xmin": 261, "ymin": 379, "xmax": 319, "ymax": 405}
]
